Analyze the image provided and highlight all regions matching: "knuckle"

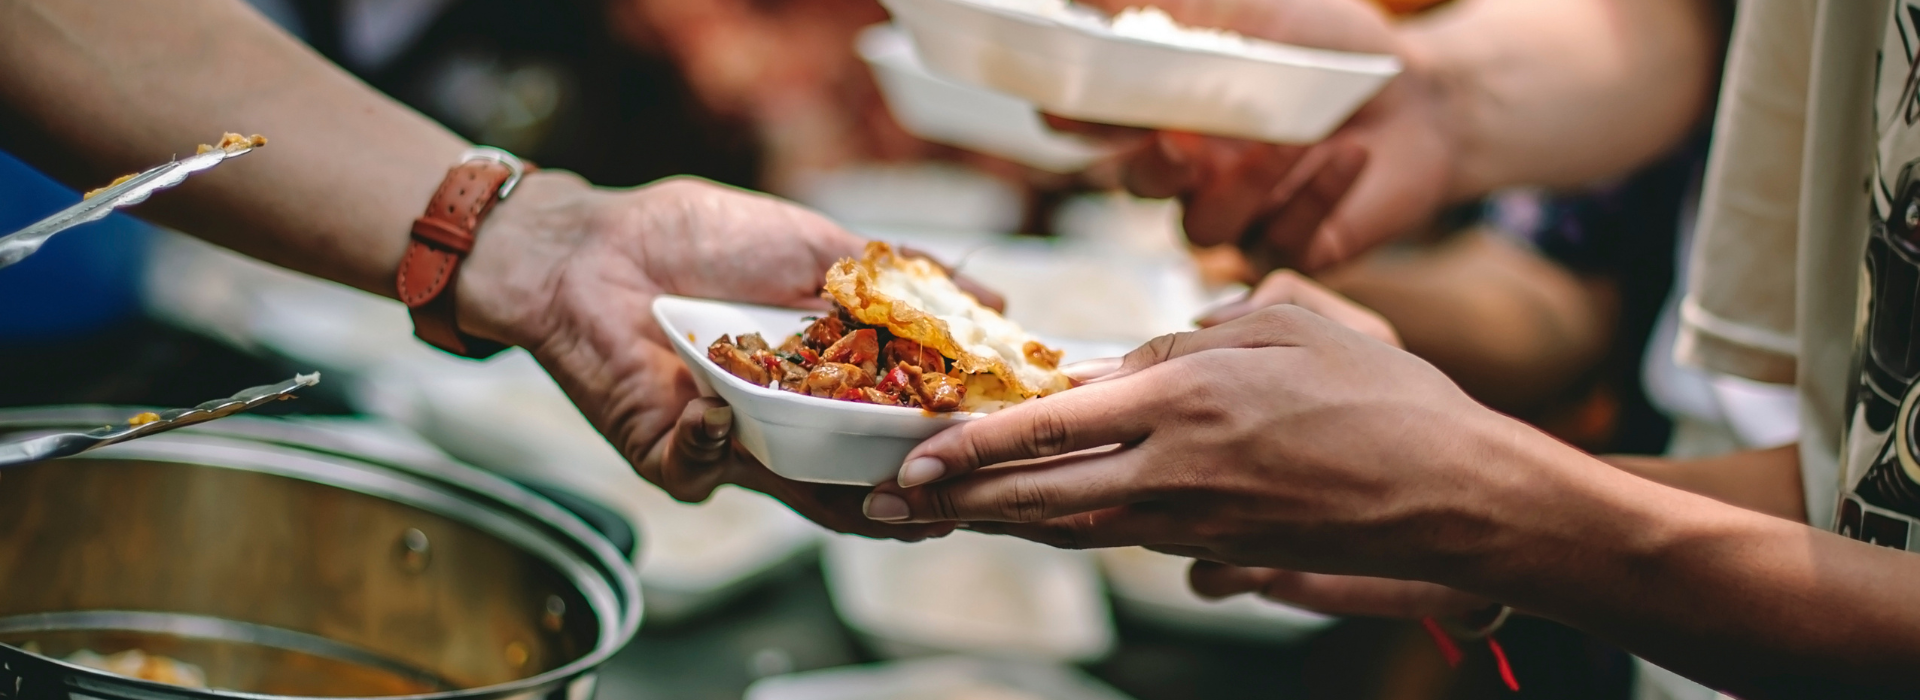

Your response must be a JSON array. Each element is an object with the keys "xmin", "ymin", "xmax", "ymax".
[
  {"xmin": 1023, "ymin": 406, "xmax": 1075, "ymax": 458},
  {"xmin": 930, "ymin": 486, "xmax": 963, "ymax": 522},
  {"xmin": 1256, "ymin": 270, "xmax": 1305, "ymax": 300},
  {"xmin": 997, "ymin": 475, "xmax": 1054, "ymax": 522},
  {"xmin": 1132, "ymin": 332, "xmax": 1183, "ymax": 367}
]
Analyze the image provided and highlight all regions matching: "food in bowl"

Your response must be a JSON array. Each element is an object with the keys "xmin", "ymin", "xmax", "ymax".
[
  {"xmin": 707, "ymin": 242, "xmax": 1069, "ymax": 413},
  {"xmin": 64, "ymin": 649, "xmax": 209, "ymax": 688}
]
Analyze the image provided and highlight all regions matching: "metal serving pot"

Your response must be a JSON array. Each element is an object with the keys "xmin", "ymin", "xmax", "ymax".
[{"xmin": 0, "ymin": 408, "xmax": 641, "ymax": 699}]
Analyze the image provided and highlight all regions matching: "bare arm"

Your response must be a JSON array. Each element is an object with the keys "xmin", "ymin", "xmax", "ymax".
[
  {"xmin": 1320, "ymin": 230, "xmax": 1617, "ymax": 414},
  {"xmin": 1090, "ymin": 0, "xmax": 1727, "ymax": 271},
  {"xmin": 0, "ymin": 0, "xmax": 973, "ymax": 542},
  {"xmin": 869, "ymin": 309, "xmax": 1920, "ymax": 695},
  {"xmin": 1405, "ymin": 0, "xmax": 1729, "ymax": 198},
  {"xmin": 1472, "ymin": 441, "xmax": 1914, "ymax": 697},
  {"xmin": 0, "ymin": 0, "xmax": 463, "ymax": 298},
  {"xmin": 1604, "ymin": 444, "xmax": 1807, "ymax": 523}
]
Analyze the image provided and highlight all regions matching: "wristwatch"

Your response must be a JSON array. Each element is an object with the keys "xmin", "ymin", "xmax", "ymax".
[{"xmin": 395, "ymin": 147, "xmax": 527, "ymax": 359}]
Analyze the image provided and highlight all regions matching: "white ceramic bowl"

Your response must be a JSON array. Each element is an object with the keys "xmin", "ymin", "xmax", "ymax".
[
  {"xmin": 882, "ymin": 0, "xmax": 1401, "ymax": 143},
  {"xmin": 857, "ymin": 23, "xmax": 1108, "ymax": 173},
  {"xmin": 654, "ymin": 295, "xmax": 986, "ymax": 486}
]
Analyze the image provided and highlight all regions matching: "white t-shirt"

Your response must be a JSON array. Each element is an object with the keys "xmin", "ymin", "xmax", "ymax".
[{"xmin": 1661, "ymin": 0, "xmax": 1906, "ymax": 696}]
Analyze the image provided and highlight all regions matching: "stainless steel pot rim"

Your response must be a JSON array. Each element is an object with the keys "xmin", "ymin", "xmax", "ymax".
[
  {"xmin": 0, "ymin": 408, "xmax": 643, "ymax": 700},
  {"xmin": 0, "ymin": 611, "xmax": 457, "ymax": 692}
]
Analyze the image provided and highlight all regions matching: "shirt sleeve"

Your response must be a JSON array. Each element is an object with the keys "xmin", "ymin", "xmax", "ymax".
[{"xmin": 1675, "ymin": 0, "xmax": 1819, "ymax": 385}]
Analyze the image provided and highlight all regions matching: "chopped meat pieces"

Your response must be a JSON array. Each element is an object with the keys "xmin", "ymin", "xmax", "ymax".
[
  {"xmin": 823, "ymin": 328, "xmax": 880, "ymax": 375},
  {"xmin": 804, "ymin": 362, "xmax": 872, "ymax": 398},
  {"xmin": 708, "ymin": 335, "xmax": 771, "ymax": 386},
  {"xmin": 901, "ymin": 362, "xmax": 967, "ymax": 412},
  {"xmin": 708, "ymin": 310, "xmax": 974, "ymax": 411},
  {"xmin": 737, "ymin": 332, "xmax": 772, "ymax": 354},
  {"xmin": 802, "ymin": 315, "xmax": 845, "ymax": 349},
  {"xmin": 885, "ymin": 338, "xmax": 945, "ymax": 371}
]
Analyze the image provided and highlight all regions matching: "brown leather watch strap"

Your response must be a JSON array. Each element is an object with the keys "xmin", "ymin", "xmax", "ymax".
[{"xmin": 397, "ymin": 153, "xmax": 523, "ymax": 358}]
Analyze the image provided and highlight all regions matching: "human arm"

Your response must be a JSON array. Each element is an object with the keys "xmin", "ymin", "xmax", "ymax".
[
  {"xmin": 1074, "ymin": 0, "xmax": 1726, "ymax": 272},
  {"xmin": 0, "ymin": 0, "xmax": 955, "ymax": 539},
  {"xmin": 1181, "ymin": 445, "xmax": 1807, "ymax": 621},
  {"xmin": 1208, "ymin": 231, "xmax": 1616, "ymax": 413},
  {"xmin": 864, "ymin": 309, "xmax": 1920, "ymax": 696}
]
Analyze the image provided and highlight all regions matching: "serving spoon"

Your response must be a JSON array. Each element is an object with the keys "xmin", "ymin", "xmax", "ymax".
[{"xmin": 0, "ymin": 373, "xmax": 319, "ymax": 469}]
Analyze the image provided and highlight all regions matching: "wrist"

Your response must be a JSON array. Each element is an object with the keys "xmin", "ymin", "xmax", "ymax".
[
  {"xmin": 456, "ymin": 170, "xmax": 604, "ymax": 348},
  {"xmin": 1438, "ymin": 419, "xmax": 1720, "ymax": 616}
]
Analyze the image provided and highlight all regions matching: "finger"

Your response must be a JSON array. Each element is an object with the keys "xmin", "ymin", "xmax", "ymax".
[
  {"xmin": 897, "ymin": 244, "xmax": 1008, "ymax": 312},
  {"xmin": 1255, "ymin": 570, "xmax": 1489, "ymax": 618},
  {"xmin": 1189, "ymin": 560, "xmax": 1279, "ymax": 598},
  {"xmin": 1295, "ymin": 127, "xmax": 1449, "ymax": 272},
  {"xmin": 1183, "ymin": 142, "xmax": 1313, "ymax": 248},
  {"xmin": 891, "ymin": 308, "xmax": 1336, "ymax": 490},
  {"xmin": 1121, "ymin": 132, "xmax": 1201, "ymax": 200},
  {"xmin": 1248, "ymin": 142, "xmax": 1369, "ymax": 274},
  {"xmin": 1198, "ymin": 270, "xmax": 1400, "ymax": 347},
  {"xmin": 637, "ymin": 397, "xmax": 737, "ymax": 502},
  {"xmin": 732, "ymin": 467, "xmax": 959, "ymax": 541},
  {"xmin": 963, "ymin": 504, "xmax": 1185, "ymax": 550},
  {"xmin": 1144, "ymin": 543, "xmax": 1223, "ymax": 561},
  {"xmin": 952, "ymin": 273, "xmax": 1008, "ymax": 313},
  {"xmin": 876, "ymin": 442, "xmax": 1156, "ymax": 523},
  {"xmin": 1041, "ymin": 113, "xmax": 1154, "ymax": 144},
  {"xmin": 888, "ymin": 374, "xmax": 1164, "ymax": 488},
  {"xmin": 1060, "ymin": 357, "xmax": 1124, "ymax": 384},
  {"xmin": 1103, "ymin": 303, "xmax": 1329, "ymax": 383}
]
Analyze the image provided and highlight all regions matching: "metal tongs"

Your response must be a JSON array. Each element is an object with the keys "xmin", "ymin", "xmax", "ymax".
[
  {"xmin": 0, "ymin": 138, "xmax": 261, "ymax": 269},
  {"xmin": 0, "ymin": 373, "xmax": 320, "ymax": 469}
]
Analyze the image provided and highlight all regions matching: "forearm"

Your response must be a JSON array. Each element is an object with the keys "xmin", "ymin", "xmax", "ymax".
[
  {"xmin": 1401, "ymin": 0, "xmax": 1725, "ymax": 198},
  {"xmin": 0, "ymin": 0, "xmax": 467, "ymax": 296},
  {"xmin": 1452, "ymin": 424, "xmax": 1920, "ymax": 695},
  {"xmin": 1603, "ymin": 444, "xmax": 1807, "ymax": 523},
  {"xmin": 1322, "ymin": 230, "xmax": 1614, "ymax": 413}
]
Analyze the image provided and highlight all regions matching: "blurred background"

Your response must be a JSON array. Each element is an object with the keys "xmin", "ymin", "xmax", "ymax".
[{"xmin": 0, "ymin": 0, "xmax": 1753, "ymax": 698}]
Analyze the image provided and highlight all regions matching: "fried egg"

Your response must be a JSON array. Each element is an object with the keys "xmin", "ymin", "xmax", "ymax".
[{"xmin": 825, "ymin": 242, "xmax": 1069, "ymax": 408}]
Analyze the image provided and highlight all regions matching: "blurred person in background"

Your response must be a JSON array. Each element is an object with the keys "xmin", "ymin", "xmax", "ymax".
[
  {"xmin": 862, "ymin": 0, "xmax": 1920, "ymax": 696},
  {"xmin": 269, "ymin": 0, "xmax": 1120, "ymax": 233},
  {"xmin": 0, "ymin": 0, "xmax": 988, "ymax": 543},
  {"xmin": 1088, "ymin": 1, "xmax": 1732, "ymax": 694}
]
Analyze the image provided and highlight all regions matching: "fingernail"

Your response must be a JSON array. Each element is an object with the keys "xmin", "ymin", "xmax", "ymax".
[
  {"xmin": 863, "ymin": 492, "xmax": 911, "ymax": 521},
  {"xmin": 702, "ymin": 406, "xmax": 733, "ymax": 440},
  {"xmin": 1060, "ymin": 357, "xmax": 1123, "ymax": 384},
  {"xmin": 897, "ymin": 457, "xmax": 946, "ymax": 488}
]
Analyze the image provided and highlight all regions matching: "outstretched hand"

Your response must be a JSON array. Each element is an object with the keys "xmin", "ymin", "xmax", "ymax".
[
  {"xmin": 468, "ymin": 173, "xmax": 963, "ymax": 539},
  {"xmin": 1055, "ymin": 0, "xmax": 1458, "ymax": 273},
  {"xmin": 860, "ymin": 304, "xmax": 1529, "ymax": 582}
]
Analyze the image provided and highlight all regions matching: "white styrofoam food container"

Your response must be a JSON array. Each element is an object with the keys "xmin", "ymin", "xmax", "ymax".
[
  {"xmin": 746, "ymin": 655, "xmax": 1135, "ymax": 700},
  {"xmin": 1098, "ymin": 547, "xmax": 1335, "ymax": 644},
  {"xmin": 882, "ymin": 0, "xmax": 1401, "ymax": 143},
  {"xmin": 857, "ymin": 22, "xmax": 1107, "ymax": 173},
  {"xmin": 823, "ymin": 531, "xmax": 1116, "ymax": 662},
  {"xmin": 654, "ymin": 295, "xmax": 986, "ymax": 486}
]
